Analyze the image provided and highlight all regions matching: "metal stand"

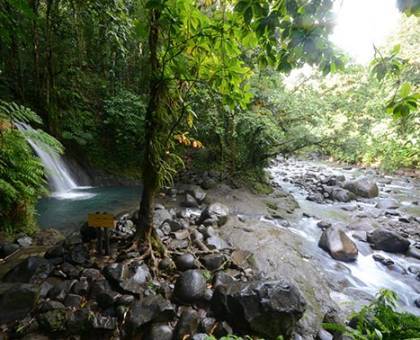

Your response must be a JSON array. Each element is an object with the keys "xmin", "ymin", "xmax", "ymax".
[{"xmin": 96, "ymin": 227, "xmax": 111, "ymax": 256}]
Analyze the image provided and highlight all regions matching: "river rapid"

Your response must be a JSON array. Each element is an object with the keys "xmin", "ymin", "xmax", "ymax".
[{"xmin": 267, "ymin": 156, "xmax": 420, "ymax": 316}]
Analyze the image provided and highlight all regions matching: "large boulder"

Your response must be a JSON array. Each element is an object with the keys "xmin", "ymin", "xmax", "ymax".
[
  {"xmin": 181, "ymin": 193, "xmax": 199, "ymax": 208},
  {"xmin": 318, "ymin": 227, "xmax": 358, "ymax": 262},
  {"xmin": 104, "ymin": 260, "xmax": 151, "ymax": 295},
  {"xmin": 182, "ymin": 184, "xmax": 207, "ymax": 204},
  {"xmin": 175, "ymin": 307, "xmax": 200, "ymax": 340},
  {"xmin": 173, "ymin": 270, "xmax": 207, "ymax": 304},
  {"xmin": 33, "ymin": 228, "xmax": 65, "ymax": 246},
  {"xmin": 145, "ymin": 323, "xmax": 174, "ymax": 340},
  {"xmin": 344, "ymin": 177, "xmax": 379, "ymax": 198},
  {"xmin": 154, "ymin": 208, "xmax": 172, "ymax": 228},
  {"xmin": 3, "ymin": 256, "xmax": 54, "ymax": 283},
  {"xmin": 376, "ymin": 198, "xmax": 399, "ymax": 210},
  {"xmin": 175, "ymin": 254, "xmax": 198, "ymax": 271},
  {"xmin": 0, "ymin": 283, "xmax": 40, "ymax": 323},
  {"xmin": 198, "ymin": 203, "xmax": 229, "ymax": 227},
  {"xmin": 218, "ymin": 218, "xmax": 341, "ymax": 338},
  {"xmin": 330, "ymin": 188, "xmax": 356, "ymax": 202},
  {"xmin": 211, "ymin": 280, "xmax": 306, "ymax": 339},
  {"xmin": 367, "ymin": 228, "xmax": 410, "ymax": 253},
  {"xmin": 126, "ymin": 295, "xmax": 175, "ymax": 334}
]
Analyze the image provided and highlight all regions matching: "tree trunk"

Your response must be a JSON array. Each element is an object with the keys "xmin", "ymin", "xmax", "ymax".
[
  {"xmin": 45, "ymin": 0, "xmax": 57, "ymax": 133},
  {"xmin": 4, "ymin": 2, "xmax": 24, "ymax": 101},
  {"xmin": 31, "ymin": 0, "xmax": 41, "ymax": 111},
  {"xmin": 135, "ymin": 8, "xmax": 161, "ymax": 242}
]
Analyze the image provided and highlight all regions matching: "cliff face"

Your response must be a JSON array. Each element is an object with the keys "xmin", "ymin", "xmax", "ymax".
[{"xmin": 64, "ymin": 156, "xmax": 141, "ymax": 187}]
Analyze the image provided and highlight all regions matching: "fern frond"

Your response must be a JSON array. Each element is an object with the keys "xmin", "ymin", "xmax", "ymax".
[{"xmin": 0, "ymin": 100, "xmax": 42, "ymax": 124}]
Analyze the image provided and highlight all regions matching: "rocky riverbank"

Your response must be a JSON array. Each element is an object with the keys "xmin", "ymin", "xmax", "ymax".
[
  {"xmin": 0, "ymin": 178, "xmax": 328, "ymax": 340},
  {"xmin": 1, "ymin": 157, "xmax": 419, "ymax": 339}
]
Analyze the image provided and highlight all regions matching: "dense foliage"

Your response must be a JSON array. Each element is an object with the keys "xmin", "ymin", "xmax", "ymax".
[
  {"xmin": 280, "ymin": 65, "xmax": 419, "ymax": 171},
  {"xmin": 0, "ymin": 1, "xmax": 419, "ymax": 234},
  {"xmin": 250, "ymin": 15, "xmax": 420, "ymax": 171},
  {"xmin": 0, "ymin": 0, "xmax": 339, "ymax": 179},
  {"xmin": 0, "ymin": 0, "xmax": 148, "ymax": 176},
  {"xmin": 190, "ymin": 15, "xmax": 419, "ymax": 174},
  {"xmin": 324, "ymin": 289, "xmax": 420, "ymax": 340}
]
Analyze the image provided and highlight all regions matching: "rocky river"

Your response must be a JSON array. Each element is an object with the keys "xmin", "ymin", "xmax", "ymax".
[
  {"xmin": 0, "ymin": 156, "xmax": 419, "ymax": 339},
  {"xmin": 266, "ymin": 156, "xmax": 420, "ymax": 316},
  {"xmin": 166, "ymin": 156, "xmax": 420, "ymax": 336}
]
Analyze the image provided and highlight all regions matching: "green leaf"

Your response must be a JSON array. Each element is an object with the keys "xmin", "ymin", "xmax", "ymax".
[
  {"xmin": 145, "ymin": 0, "xmax": 165, "ymax": 9},
  {"xmin": 134, "ymin": 20, "xmax": 148, "ymax": 39},
  {"xmin": 374, "ymin": 328, "xmax": 383, "ymax": 339},
  {"xmin": 399, "ymin": 82, "xmax": 411, "ymax": 98},
  {"xmin": 234, "ymin": 0, "xmax": 249, "ymax": 13},
  {"xmin": 244, "ymin": 7, "xmax": 253, "ymax": 25},
  {"xmin": 242, "ymin": 32, "xmax": 257, "ymax": 47},
  {"xmin": 391, "ymin": 44, "xmax": 401, "ymax": 55}
]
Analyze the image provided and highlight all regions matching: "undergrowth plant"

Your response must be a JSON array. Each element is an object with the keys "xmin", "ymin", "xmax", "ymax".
[
  {"xmin": 205, "ymin": 335, "xmax": 284, "ymax": 340},
  {"xmin": 324, "ymin": 289, "xmax": 420, "ymax": 340}
]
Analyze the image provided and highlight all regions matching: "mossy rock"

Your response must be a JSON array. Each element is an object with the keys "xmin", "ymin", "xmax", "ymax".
[
  {"xmin": 37, "ymin": 309, "xmax": 69, "ymax": 333},
  {"xmin": 265, "ymin": 201, "xmax": 279, "ymax": 211}
]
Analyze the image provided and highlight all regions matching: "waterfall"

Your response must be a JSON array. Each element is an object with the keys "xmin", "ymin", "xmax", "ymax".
[{"xmin": 15, "ymin": 123, "xmax": 79, "ymax": 194}]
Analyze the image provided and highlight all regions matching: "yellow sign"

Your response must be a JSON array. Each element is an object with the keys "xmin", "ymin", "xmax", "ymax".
[{"xmin": 88, "ymin": 213, "xmax": 115, "ymax": 228}]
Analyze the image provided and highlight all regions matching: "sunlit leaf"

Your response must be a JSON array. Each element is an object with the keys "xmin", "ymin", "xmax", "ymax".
[{"xmin": 399, "ymin": 82, "xmax": 411, "ymax": 98}]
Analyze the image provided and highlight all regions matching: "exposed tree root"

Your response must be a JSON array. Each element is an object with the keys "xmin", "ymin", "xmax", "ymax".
[{"xmin": 132, "ymin": 226, "xmax": 168, "ymax": 277}]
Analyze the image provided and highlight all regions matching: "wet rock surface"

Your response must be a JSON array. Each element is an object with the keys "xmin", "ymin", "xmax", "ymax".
[
  {"xmin": 318, "ymin": 227, "xmax": 358, "ymax": 262},
  {"xmin": 104, "ymin": 260, "xmax": 151, "ymax": 294},
  {"xmin": 367, "ymin": 228, "xmax": 411, "ymax": 253},
  {"xmin": 174, "ymin": 270, "xmax": 207, "ymax": 304},
  {"xmin": 126, "ymin": 295, "xmax": 175, "ymax": 334},
  {"xmin": 0, "ymin": 283, "xmax": 40, "ymax": 323},
  {"xmin": 211, "ymin": 279, "xmax": 306, "ymax": 339},
  {"xmin": 3, "ymin": 256, "xmax": 54, "ymax": 283},
  {"xmin": 344, "ymin": 176, "xmax": 379, "ymax": 198},
  {"xmin": 198, "ymin": 202, "xmax": 229, "ymax": 226}
]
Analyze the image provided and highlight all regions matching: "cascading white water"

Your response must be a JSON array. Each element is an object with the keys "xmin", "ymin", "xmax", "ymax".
[
  {"xmin": 268, "ymin": 157, "xmax": 420, "ymax": 315},
  {"xmin": 15, "ymin": 123, "xmax": 78, "ymax": 194}
]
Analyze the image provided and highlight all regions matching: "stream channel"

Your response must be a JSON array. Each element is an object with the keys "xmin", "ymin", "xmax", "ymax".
[{"xmin": 266, "ymin": 157, "xmax": 420, "ymax": 315}]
